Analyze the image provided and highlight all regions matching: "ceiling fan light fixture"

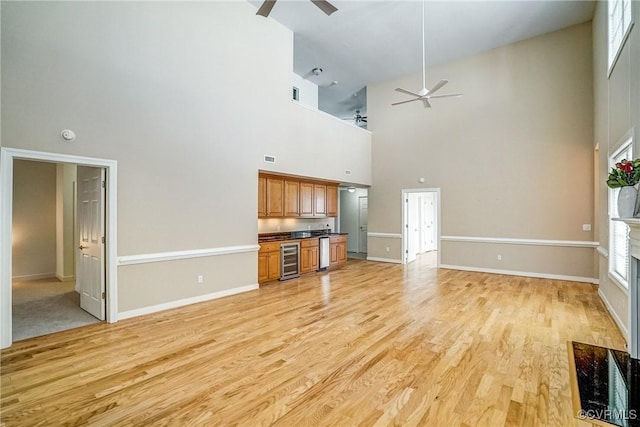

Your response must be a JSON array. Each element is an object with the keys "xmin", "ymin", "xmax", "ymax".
[{"xmin": 347, "ymin": 187, "xmax": 356, "ymax": 193}]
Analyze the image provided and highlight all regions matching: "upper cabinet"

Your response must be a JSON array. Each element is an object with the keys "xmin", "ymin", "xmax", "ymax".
[
  {"xmin": 266, "ymin": 177, "xmax": 284, "ymax": 217},
  {"xmin": 259, "ymin": 172, "xmax": 338, "ymax": 218},
  {"xmin": 284, "ymin": 180, "xmax": 300, "ymax": 217},
  {"xmin": 314, "ymin": 184, "xmax": 326, "ymax": 216},
  {"xmin": 300, "ymin": 182, "xmax": 314, "ymax": 217},
  {"xmin": 326, "ymin": 185, "xmax": 338, "ymax": 217},
  {"xmin": 258, "ymin": 175, "xmax": 267, "ymax": 218}
]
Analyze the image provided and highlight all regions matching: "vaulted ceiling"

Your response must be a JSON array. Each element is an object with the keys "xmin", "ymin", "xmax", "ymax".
[{"xmin": 249, "ymin": 0, "xmax": 595, "ymax": 120}]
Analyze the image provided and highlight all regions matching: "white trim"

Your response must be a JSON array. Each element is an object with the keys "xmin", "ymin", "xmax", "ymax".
[
  {"xmin": 439, "ymin": 264, "xmax": 599, "ymax": 285},
  {"xmin": 366, "ymin": 257, "xmax": 403, "ymax": 264},
  {"xmin": 0, "ymin": 148, "xmax": 118, "ymax": 349},
  {"xmin": 118, "ymin": 284, "xmax": 259, "ymax": 320},
  {"xmin": 56, "ymin": 274, "xmax": 76, "ymax": 283},
  {"xmin": 11, "ymin": 273, "xmax": 56, "ymax": 281},
  {"xmin": 440, "ymin": 235, "xmax": 599, "ymax": 248},
  {"xmin": 597, "ymin": 246, "xmax": 609, "ymax": 258},
  {"xmin": 367, "ymin": 232, "xmax": 402, "ymax": 239},
  {"xmin": 598, "ymin": 288, "xmax": 629, "ymax": 340},
  {"xmin": 118, "ymin": 245, "xmax": 260, "ymax": 266}
]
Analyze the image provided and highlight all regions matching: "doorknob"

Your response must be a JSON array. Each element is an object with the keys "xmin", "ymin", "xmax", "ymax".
[{"xmin": 78, "ymin": 245, "xmax": 88, "ymax": 250}]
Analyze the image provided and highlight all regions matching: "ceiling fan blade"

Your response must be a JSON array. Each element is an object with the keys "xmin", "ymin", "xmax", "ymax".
[
  {"xmin": 256, "ymin": 0, "xmax": 277, "ymax": 17},
  {"xmin": 361, "ymin": 119, "xmax": 367, "ymax": 122},
  {"xmin": 395, "ymin": 88, "xmax": 421, "ymax": 97},
  {"xmin": 392, "ymin": 98, "xmax": 421, "ymax": 106},
  {"xmin": 427, "ymin": 79, "xmax": 448, "ymax": 95},
  {"xmin": 422, "ymin": 99, "xmax": 432, "ymax": 108},
  {"xmin": 311, "ymin": 0, "xmax": 338, "ymax": 15},
  {"xmin": 427, "ymin": 93, "xmax": 463, "ymax": 99}
]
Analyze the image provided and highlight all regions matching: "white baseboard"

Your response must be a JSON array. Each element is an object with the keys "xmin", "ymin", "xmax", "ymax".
[
  {"xmin": 118, "ymin": 284, "xmax": 259, "ymax": 320},
  {"xmin": 439, "ymin": 264, "xmax": 599, "ymax": 284},
  {"xmin": 11, "ymin": 272, "xmax": 55, "ymax": 281},
  {"xmin": 598, "ymin": 288, "xmax": 629, "ymax": 340},
  {"xmin": 56, "ymin": 274, "xmax": 76, "ymax": 282},
  {"xmin": 367, "ymin": 256, "xmax": 403, "ymax": 264}
]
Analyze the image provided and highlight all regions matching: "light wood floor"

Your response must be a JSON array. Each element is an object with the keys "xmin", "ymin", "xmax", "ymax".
[{"xmin": 1, "ymin": 255, "xmax": 625, "ymax": 426}]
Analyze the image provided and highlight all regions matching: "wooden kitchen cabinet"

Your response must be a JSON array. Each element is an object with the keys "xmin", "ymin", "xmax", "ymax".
[
  {"xmin": 258, "ymin": 172, "xmax": 339, "ymax": 218},
  {"xmin": 258, "ymin": 176, "xmax": 267, "ymax": 217},
  {"xmin": 259, "ymin": 242, "xmax": 281, "ymax": 283},
  {"xmin": 300, "ymin": 238, "xmax": 319, "ymax": 273},
  {"xmin": 330, "ymin": 235, "xmax": 347, "ymax": 266},
  {"xmin": 284, "ymin": 180, "xmax": 299, "ymax": 217},
  {"xmin": 299, "ymin": 182, "xmax": 314, "ymax": 216},
  {"xmin": 266, "ymin": 177, "xmax": 284, "ymax": 217},
  {"xmin": 314, "ymin": 184, "xmax": 326, "ymax": 216},
  {"xmin": 326, "ymin": 185, "xmax": 338, "ymax": 217}
]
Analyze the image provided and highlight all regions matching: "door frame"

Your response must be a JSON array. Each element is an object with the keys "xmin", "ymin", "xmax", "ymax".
[
  {"xmin": 401, "ymin": 188, "xmax": 440, "ymax": 266},
  {"xmin": 357, "ymin": 195, "xmax": 368, "ymax": 253},
  {"xmin": 1, "ymin": 148, "xmax": 118, "ymax": 348}
]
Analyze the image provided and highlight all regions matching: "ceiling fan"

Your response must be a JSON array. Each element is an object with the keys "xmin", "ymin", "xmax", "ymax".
[
  {"xmin": 342, "ymin": 109, "xmax": 367, "ymax": 126},
  {"xmin": 256, "ymin": 0, "xmax": 338, "ymax": 18},
  {"xmin": 392, "ymin": 0, "xmax": 462, "ymax": 108}
]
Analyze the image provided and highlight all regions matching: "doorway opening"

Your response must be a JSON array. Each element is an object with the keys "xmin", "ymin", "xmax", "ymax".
[
  {"xmin": 338, "ymin": 187, "xmax": 368, "ymax": 260},
  {"xmin": 1, "ymin": 148, "xmax": 118, "ymax": 349},
  {"xmin": 402, "ymin": 188, "xmax": 440, "ymax": 266}
]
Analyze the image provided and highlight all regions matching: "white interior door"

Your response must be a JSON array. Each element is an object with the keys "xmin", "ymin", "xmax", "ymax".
[
  {"xmin": 358, "ymin": 197, "xmax": 368, "ymax": 253},
  {"xmin": 406, "ymin": 194, "xmax": 420, "ymax": 263},
  {"xmin": 76, "ymin": 166, "xmax": 105, "ymax": 320},
  {"xmin": 423, "ymin": 193, "xmax": 435, "ymax": 251}
]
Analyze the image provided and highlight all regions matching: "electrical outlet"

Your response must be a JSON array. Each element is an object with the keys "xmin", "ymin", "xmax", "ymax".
[
  {"xmin": 197, "ymin": 275, "xmax": 203, "ymax": 284},
  {"xmin": 497, "ymin": 255, "xmax": 502, "ymax": 261},
  {"xmin": 385, "ymin": 247, "xmax": 390, "ymax": 252},
  {"xmin": 582, "ymin": 224, "xmax": 592, "ymax": 231}
]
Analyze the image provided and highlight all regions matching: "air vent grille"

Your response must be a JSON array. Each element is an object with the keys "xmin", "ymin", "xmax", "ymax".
[{"xmin": 264, "ymin": 155, "xmax": 276, "ymax": 163}]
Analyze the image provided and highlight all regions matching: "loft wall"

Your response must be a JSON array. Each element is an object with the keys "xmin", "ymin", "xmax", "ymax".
[
  {"xmin": 367, "ymin": 23, "xmax": 595, "ymax": 280},
  {"xmin": 1, "ymin": 1, "xmax": 371, "ymax": 314},
  {"xmin": 593, "ymin": 1, "xmax": 640, "ymax": 338}
]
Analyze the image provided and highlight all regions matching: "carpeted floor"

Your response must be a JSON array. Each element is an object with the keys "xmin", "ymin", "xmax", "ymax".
[{"xmin": 12, "ymin": 278, "xmax": 101, "ymax": 341}]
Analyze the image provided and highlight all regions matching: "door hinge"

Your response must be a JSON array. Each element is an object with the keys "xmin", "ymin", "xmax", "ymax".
[
  {"xmin": 102, "ymin": 181, "xmax": 106, "ymax": 188},
  {"xmin": 102, "ymin": 291, "xmax": 106, "ymax": 300},
  {"xmin": 102, "ymin": 236, "xmax": 105, "ymax": 244}
]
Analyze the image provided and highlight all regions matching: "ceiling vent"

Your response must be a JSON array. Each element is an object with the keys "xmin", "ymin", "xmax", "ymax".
[{"xmin": 264, "ymin": 155, "xmax": 276, "ymax": 163}]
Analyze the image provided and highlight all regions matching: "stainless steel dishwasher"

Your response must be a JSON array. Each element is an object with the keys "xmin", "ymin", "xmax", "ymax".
[
  {"xmin": 318, "ymin": 236, "xmax": 330, "ymax": 271},
  {"xmin": 279, "ymin": 242, "xmax": 300, "ymax": 280}
]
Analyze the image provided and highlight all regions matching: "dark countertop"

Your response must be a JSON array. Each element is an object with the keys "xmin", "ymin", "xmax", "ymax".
[
  {"xmin": 570, "ymin": 341, "xmax": 639, "ymax": 426},
  {"xmin": 258, "ymin": 230, "xmax": 347, "ymax": 243}
]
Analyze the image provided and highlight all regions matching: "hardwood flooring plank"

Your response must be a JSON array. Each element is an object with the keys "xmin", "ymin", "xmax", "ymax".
[{"xmin": 1, "ymin": 255, "xmax": 625, "ymax": 426}]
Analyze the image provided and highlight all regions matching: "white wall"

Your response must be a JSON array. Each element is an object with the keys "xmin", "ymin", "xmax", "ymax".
[
  {"xmin": 12, "ymin": 160, "xmax": 57, "ymax": 280},
  {"xmin": 367, "ymin": 23, "xmax": 595, "ymax": 280},
  {"xmin": 56, "ymin": 163, "xmax": 76, "ymax": 282},
  {"xmin": 1, "ymin": 2, "xmax": 371, "ymax": 313},
  {"xmin": 594, "ymin": 0, "xmax": 640, "ymax": 338},
  {"xmin": 292, "ymin": 73, "xmax": 318, "ymax": 109}
]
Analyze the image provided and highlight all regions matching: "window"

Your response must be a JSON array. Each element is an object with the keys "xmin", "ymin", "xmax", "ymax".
[
  {"xmin": 609, "ymin": 140, "xmax": 633, "ymax": 288},
  {"xmin": 608, "ymin": 0, "xmax": 633, "ymax": 70}
]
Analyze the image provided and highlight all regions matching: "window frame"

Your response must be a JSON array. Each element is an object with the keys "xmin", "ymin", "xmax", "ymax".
[
  {"xmin": 608, "ymin": 137, "xmax": 633, "ymax": 290},
  {"xmin": 607, "ymin": 0, "xmax": 634, "ymax": 76}
]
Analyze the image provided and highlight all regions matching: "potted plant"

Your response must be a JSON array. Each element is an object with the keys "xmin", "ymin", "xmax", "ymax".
[{"xmin": 607, "ymin": 159, "xmax": 640, "ymax": 217}]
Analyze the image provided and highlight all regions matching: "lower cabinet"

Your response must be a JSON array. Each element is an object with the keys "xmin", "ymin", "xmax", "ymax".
[
  {"xmin": 258, "ymin": 242, "xmax": 281, "ymax": 283},
  {"xmin": 330, "ymin": 235, "xmax": 347, "ymax": 267},
  {"xmin": 259, "ymin": 236, "xmax": 347, "ymax": 284},
  {"xmin": 300, "ymin": 238, "xmax": 319, "ymax": 273}
]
